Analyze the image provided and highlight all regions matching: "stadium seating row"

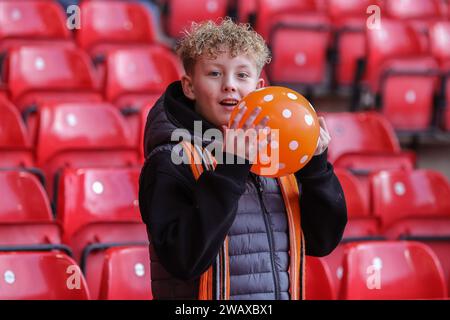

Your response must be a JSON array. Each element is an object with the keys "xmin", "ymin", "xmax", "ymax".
[
  {"xmin": 1, "ymin": 0, "xmax": 450, "ymax": 132},
  {"xmin": 1, "ymin": 241, "xmax": 448, "ymax": 300},
  {"xmin": 1, "ymin": 165, "xmax": 449, "ymax": 299}
]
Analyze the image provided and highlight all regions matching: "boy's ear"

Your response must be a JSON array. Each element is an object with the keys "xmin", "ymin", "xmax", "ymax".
[
  {"xmin": 256, "ymin": 77, "xmax": 265, "ymax": 89},
  {"xmin": 181, "ymin": 74, "xmax": 196, "ymax": 100}
]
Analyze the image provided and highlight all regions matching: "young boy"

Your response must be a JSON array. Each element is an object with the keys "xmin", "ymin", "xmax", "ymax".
[{"xmin": 139, "ymin": 18, "xmax": 347, "ymax": 300}]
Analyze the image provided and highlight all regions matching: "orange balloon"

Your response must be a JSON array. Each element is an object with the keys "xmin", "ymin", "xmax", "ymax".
[{"xmin": 228, "ymin": 86, "xmax": 320, "ymax": 177}]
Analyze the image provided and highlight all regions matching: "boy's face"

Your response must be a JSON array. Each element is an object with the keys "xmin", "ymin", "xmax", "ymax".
[{"xmin": 181, "ymin": 51, "xmax": 264, "ymax": 127}]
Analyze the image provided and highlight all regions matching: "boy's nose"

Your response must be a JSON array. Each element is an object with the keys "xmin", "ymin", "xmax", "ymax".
[{"xmin": 222, "ymin": 77, "xmax": 237, "ymax": 92}]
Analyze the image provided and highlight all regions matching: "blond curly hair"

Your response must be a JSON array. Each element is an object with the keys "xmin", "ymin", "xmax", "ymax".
[{"xmin": 176, "ymin": 17, "xmax": 271, "ymax": 75}]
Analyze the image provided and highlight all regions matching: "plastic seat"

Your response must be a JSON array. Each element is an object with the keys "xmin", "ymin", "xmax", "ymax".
[
  {"xmin": 236, "ymin": 0, "xmax": 257, "ymax": 23},
  {"xmin": 323, "ymin": 112, "xmax": 411, "ymax": 164},
  {"xmin": 105, "ymin": 47, "xmax": 182, "ymax": 110},
  {"xmin": 384, "ymin": 0, "xmax": 445, "ymax": 51},
  {"xmin": 0, "ymin": 251, "xmax": 90, "ymax": 300},
  {"xmin": 0, "ymin": 0, "xmax": 72, "ymax": 52},
  {"xmin": 255, "ymin": 0, "xmax": 331, "ymax": 87},
  {"xmin": 429, "ymin": 21, "xmax": 450, "ymax": 70},
  {"xmin": 4, "ymin": 46, "xmax": 102, "ymax": 112},
  {"xmin": 324, "ymin": 169, "xmax": 381, "ymax": 298},
  {"xmin": 57, "ymin": 167, "xmax": 148, "ymax": 299},
  {"xmin": 76, "ymin": 1, "xmax": 157, "ymax": 56},
  {"xmin": 0, "ymin": 170, "xmax": 65, "ymax": 251},
  {"xmin": 0, "ymin": 97, "xmax": 33, "ymax": 168},
  {"xmin": 365, "ymin": 19, "xmax": 440, "ymax": 130},
  {"xmin": 305, "ymin": 256, "xmax": 336, "ymax": 300},
  {"xmin": 98, "ymin": 245, "xmax": 152, "ymax": 300},
  {"xmin": 34, "ymin": 102, "xmax": 139, "ymax": 196},
  {"xmin": 339, "ymin": 241, "xmax": 447, "ymax": 299},
  {"xmin": 371, "ymin": 169, "xmax": 450, "ymax": 229},
  {"xmin": 370, "ymin": 169, "xmax": 450, "ymax": 288},
  {"xmin": 163, "ymin": 0, "xmax": 228, "ymax": 38},
  {"xmin": 327, "ymin": 0, "xmax": 373, "ymax": 87}
]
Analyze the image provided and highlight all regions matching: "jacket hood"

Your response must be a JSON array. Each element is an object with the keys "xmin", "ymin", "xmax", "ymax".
[{"xmin": 143, "ymin": 81, "xmax": 218, "ymax": 157}]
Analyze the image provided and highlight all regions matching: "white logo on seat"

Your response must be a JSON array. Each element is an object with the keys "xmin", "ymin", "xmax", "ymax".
[
  {"xmin": 4, "ymin": 270, "xmax": 15, "ymax": 284},
  {"xmin": 135, "ymin": 263, "xmax": 145, "ymax": 277},
  {"xmin": 394, "ymin": 182, "xmax": 406, "ymax": 196},
  {"xmin": 92, "ymin": 181, "xmax": 104, "ymax": 195}
]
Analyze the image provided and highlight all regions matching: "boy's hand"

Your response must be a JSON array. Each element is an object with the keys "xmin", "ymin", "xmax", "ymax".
[
  {"xmin": 314, "ymin": 117, "xmax": 331, "ymax": 156},
  {"xmin": 222, "ymin": 105, "xmax": 270, "ymax": 163}
]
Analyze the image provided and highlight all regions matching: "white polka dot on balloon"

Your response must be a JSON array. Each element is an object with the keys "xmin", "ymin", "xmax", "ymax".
[
  {"xmin": 305, "ymin": 114, "xmax": 314, "ymax": 126},
  {"xmin": 282, "ymin": 109, "xmax": 292, "ymax": 119},
  {"xmin": 287, "ymin": 93, "xmax": 298, "ymax": 100},
  {"xmin": 300, "ymin": 155, "xmax": 309, "ymax": 164},
  {"xmin": 263, "ymin": 94, "xmax": 274, "ymax": 102},
  {"xmin": 271, "ymin": 141, "xmax": 279, "ymax": 149},
  {"xmin": 289, "ymin": 140, "xmax": 299, "ymax": 151}
]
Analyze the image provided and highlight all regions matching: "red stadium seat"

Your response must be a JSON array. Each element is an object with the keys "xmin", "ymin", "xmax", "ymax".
[
  {"xmin": 0, "ymin": 0, "xmax": 72, "ymax": 52},
  {"xmin": 430, "ymin": 21, "xmax": 450, "ymax": 70},
  {"xmin": 98, "ymin": 246, "xmax": 152, "ymax": 300},
  {"xmin": 76, "ymin": 1, "xmax": 157, "ymax": 56},
  {"xmin": 0, "ymin": 170, "xmax": 64, "ymax": 250},
  {"xmin": 305, "ymin": 256, "xmax": 336, "ymax": 300},
  {"xmin": 255, "ymin": 0, "xmax": 332, "ymax": 87},
  {"xmin": 34, "ymin": 103, "xmax": 139, "ymax": 196},
  {"xmin": 0, "ymin": 97, "xmax": 33, "ymax": 168},
  {"xmin": 0, "ymin": 251, "xmax": 90, "ymax": 300},
  {"xmin": 383, "ymin": 0, "xmax": 445, "ymax": 51},
  {"xmin": 323, "ymin": 112, "xmax": 412, "ymax": 164},
  {"xmin": 137, "ymin": 102, "xmax": 156, "ymax": 162},
  {"xmin": 56, "ymin": 167, "xmax": 148, "ymax": 299},
  {"xmin": 236, "ymin": 0, "xmax": 257, "ymax": 23},
  {"xmin": 163, "ymin": 0, "xmax": 228, "ymax": 38},
  {"xmin": 4, "ymin": 46, "xmax": 102, "ymax": 112},
  {"xmin": 327, "ymin": 0, "xmax": 373, "ymax": 87},
  {"xmin": 339, "ymin": 241, "xmax": 447, "ymax": 299},
  {"xmin": 370, "ymin": 169, "xmax": 450, "ymax": 288},
  {"xmin": 324, "ymin": 169, "xmax": 381, "ymax": 298},
  {"xmin": 105, "ymin": 47, "xmax": 182, "ymax": 110},
  {"xmin": 371, "ymin": 169, "xmax": 450, "ymax": 229},
  {"xmin": 365, "ymin": 19, "xmax": 440, "ymax": 131}
]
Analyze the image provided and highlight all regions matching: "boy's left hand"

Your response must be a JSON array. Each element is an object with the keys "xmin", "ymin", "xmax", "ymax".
[{"xmin": 314, "ymin": 117, "xmax": 331, "ymax": 156}]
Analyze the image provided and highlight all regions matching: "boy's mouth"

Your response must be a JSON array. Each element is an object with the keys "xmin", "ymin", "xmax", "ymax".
[{"xmin": 219, "ymin": 99, "xmax": 239, "ymax": 111}]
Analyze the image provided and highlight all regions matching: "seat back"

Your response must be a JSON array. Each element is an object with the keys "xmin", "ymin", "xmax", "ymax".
[
  {"xmin": 430, "ymin": 21, "xmax": 450, "ymax": 67},
  {"xmin": 57, "ymin": 167, "xmax": 143, "ymax": 245},
  {"xmin": 0, "ymin": 251, "xmax": 90, "ymax": 300},
  {"xmin": 339, "ymin": 241, "xmax": 447, "ymax": 299},
  {"xmin": 34, "ymin": 103, "xmax": 138, "ymax": 195},
  {"xmin": 370, "ymin": 169, "xmax": 450, "ymax": 229},
  {"xmin": 105, "ymin": 47, "xmax": 182, "ymax": 108},
  {"xmin": 255, "ymin": 0, "xmax": 317, "ymax": 39},
  {"xmin": 163, "ymin": 0, "xmax": 228, "ymax": 38},
  {"xmin": 0, "ymin": 97, "xmax": 33, "ymax": 167},
  {"xmin": 5, "ymin": 46, "xmax": 100, "ymax": 111},
  {"xmin": 383, "ymin": 0, "xmax": 444, "ymax": 20},
  {"xmin": 76, "ymin": 1, "xmax": 156, "ymax": 54},
  {"xmin": 99, "ymin": 246, "xmax": 152, "ymax": 300},
  {"xmin": 305, "ymin": 256, "xmax": 336, "ymax": 300},
  {"xmin": 0, "ymin": 0, "xmax": 70, "ymax": 51},
  {"xmin": 323, "ymin": 112, "xmax": 400, "ymax": 164},
  {"xmin": 366, "ymin": 18, "xmax": 424, "ymax": 89}
]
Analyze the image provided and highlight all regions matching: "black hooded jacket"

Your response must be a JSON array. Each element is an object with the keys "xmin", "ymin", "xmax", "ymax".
[{"xmin": 139, "ymin": 81, "xmax": 347, "ymax": 299}]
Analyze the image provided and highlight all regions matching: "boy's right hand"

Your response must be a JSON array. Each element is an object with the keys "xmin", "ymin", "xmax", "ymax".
[{"xmin": 221, "ymin": 105, "xmax": 270, "ymax": 163}]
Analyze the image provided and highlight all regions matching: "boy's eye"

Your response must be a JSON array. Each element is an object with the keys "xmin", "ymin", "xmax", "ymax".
[
  {"xmin": 238, "ymin": 72, "xmax": 249, "ymax": 78},
  {"xmin": 209, "ymin": 71, "xmax": 221, "ymax": 77}
]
